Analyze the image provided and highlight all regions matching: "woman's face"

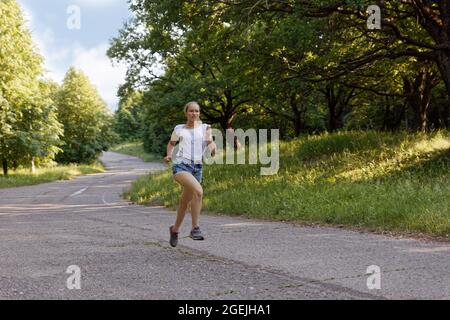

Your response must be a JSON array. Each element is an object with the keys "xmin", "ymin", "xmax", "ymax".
[{"xmin": 185, "ymin": 104, "xmax": 200, "ymax": 122}]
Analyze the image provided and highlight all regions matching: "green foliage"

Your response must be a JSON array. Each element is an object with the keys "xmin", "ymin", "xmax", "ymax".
[
  {"xmin": 109, "ymin": 0, "xmax": 449, "ymax": 141},
  {"xmin": 142, "ymin": 119, "xmax": 172, "ymax": 156},
  {"xmin": 113, "ymin": 91, "xmax": 145, "ymax": 141},
  {"xmin": 0, "ymin": 0, "xmax": 63, "ymax": 174},
  {"xmin": 55, "ymin": 68, "xmax": 115, "ymax": 164},
  {"xmin": 139, "ymin": 87, "xmax": 184, "ymax": 155},
  {"xmin": 108, "ymin": 0, "xmax": 259, "ymax": 144}
]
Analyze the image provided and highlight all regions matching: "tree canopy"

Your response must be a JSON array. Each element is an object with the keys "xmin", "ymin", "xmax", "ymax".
[
  {"xmin": 55, "ymin": 68, "xmax": 115, "ymax": 164},
  {"xmin": 106, "ymin": 0, "xmax": 448, "ymax": 153},
  {"xmin": 0, "ymin": 0, "xmax": 62, "ymax": 175},
  {"xmin": 1, "ymin": 0, "xmax": 116, "ymax": 174}
]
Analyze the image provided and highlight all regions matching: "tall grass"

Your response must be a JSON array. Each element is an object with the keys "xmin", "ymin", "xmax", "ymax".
[
  {"xmin": 0, "ymin": 162, "xmax": 105, "ymax": 189},
  {"xmin": 125, "ymin": 131, "xmax": 450, "ymax": 237}
]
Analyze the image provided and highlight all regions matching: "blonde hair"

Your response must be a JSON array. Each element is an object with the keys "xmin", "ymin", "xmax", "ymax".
[{"xmin": 184, "ymin": 101, "xmax": 200, "ymax": 113}]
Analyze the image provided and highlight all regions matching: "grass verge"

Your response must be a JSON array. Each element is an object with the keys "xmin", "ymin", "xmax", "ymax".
[
  {"xmin": 0, "ymin": 161, "xmax": 105, "ymax": 189},
  {"xmin": 124, "ymin": 130, "xmax": 450, "ymax": 238}
]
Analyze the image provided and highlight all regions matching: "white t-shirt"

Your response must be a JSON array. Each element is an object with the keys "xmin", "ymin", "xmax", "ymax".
[{"xmin": 170, "ymin": 123, "xmax": 210, "ymax": 163}]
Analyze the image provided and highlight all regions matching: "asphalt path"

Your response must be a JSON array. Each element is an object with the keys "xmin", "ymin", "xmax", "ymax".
[{"xmin": 0, "ymin": 152, "xmax": 449, "ymax": 299}]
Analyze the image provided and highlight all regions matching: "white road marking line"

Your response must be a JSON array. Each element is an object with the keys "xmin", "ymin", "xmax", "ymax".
[
  {"xmin": 70, "ymin": 187, "xmax": 88, "ymax": 197},
  {"xmin": 407, "ymin": 246, "xmax": 450, "ymax": 253},
  {"xmin": 102, "ymin": 192, "xmax": 111, "ymax": 205}
]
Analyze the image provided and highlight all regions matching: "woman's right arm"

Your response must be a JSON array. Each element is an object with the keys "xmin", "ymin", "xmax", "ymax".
[
  {"xmin": 165, "ymin": 128, "xmax": 179, "ymax": 162},
  {"xmin": 164, "ymin": 141, "xmax": 177, "ymax": 162}
]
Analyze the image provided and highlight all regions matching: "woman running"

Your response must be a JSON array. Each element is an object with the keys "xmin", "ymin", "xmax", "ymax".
[{"xmin": 164, "ymin": 101, "xmax": 216, "ymax": 247}]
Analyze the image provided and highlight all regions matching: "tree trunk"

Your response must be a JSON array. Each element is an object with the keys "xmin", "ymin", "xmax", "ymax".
[
  {"xmin": 326, "ymin": 85, "xmax": 339, "ymax": 132},
  {"xmin": 2, "ymin": 159, "xmax": 7, "ymax": 176},
  {"xmin": 290, "ymin": 94, "xmax": 304, "ymax": 137},
  {"xmin": 31, "ymin": 157, "xmax": 36, "ymax": 174},
  {"xmin": 325, "ymin": 84, "xmax": 351, "ymax": 132},
  {"xmin": 382, "ymin": 99, "xmax": 391, "ymax": 131},
  {"xmin": 293, "ymin": 118, "xmax": 302, "ymax": 137},
  {"xmin": 394, "ymin": 102, "xmax": 407, "ymax": 131},
  {"xmin": 403, "ymin": 67, "xmax": 436, "ymax": 131},
  {"xmin": 419, "ymin": 84, "xmax": 433, "ymax": 132},
  {"xmin": 436, "ymin": 51, "xmax": 450, "ymax": 119},
  {"xmin": 220, "ymin": 115, "xmax": 240, "ymax": 150}
]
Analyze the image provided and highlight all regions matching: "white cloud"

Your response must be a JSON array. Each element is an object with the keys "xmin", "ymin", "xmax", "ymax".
[
  {"xmin": 29, "ymin": 31, "xmax": 126, "ymax": 110},
  {"xmin": 74, "ymin": 0, "xmax": 121, "ymax": 8},
  {"xmin": 20, "ymin": 3, "xmax": 33, "ymax": 26},
  {"xmin": 72, "ymin": 43, "xmax": 127, "ymax": 111},
  {"xmin": 19, "ymin": 2, "xmax": 65, "ymax": 82},
  {"xmin": 28, "ymin": 27, "xmax": 67, "ymax": 83},
  {"xmin": 17, "ymin": 0, "xmax": 127, "ymax": 111}
]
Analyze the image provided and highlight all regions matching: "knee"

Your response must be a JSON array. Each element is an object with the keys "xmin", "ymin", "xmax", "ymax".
[{"xmin": 192, "ymin": 188, "xmax": 203, "ymax": 199}]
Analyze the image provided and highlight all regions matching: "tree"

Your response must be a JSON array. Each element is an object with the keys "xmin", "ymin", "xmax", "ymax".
[
  {"xmin": 109, "ymin": 0, "xmax": 449, "ymax": 139},
  {"xmin": 113, "ymin": 90, "xmax": 145, "ymax": 141},
  {"xmin": 55, "ymin": 68, "xmax": 114, "ymax": 164},
  {"xmin": 0, "ymin": 0, "xmax": 63, "ymax": 175},
  {"xmin": 224, "ymin": 0, "xmax": 450, "ymax": 118},
  {"xmin": 109, "ymin": 1, "xmax": 254, "ymax": 132}
]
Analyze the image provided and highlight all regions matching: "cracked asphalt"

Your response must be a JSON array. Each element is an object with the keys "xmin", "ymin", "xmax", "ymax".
[{"xmin": 0, "ymin": 151, "xmax": 449, "ymax": 300}]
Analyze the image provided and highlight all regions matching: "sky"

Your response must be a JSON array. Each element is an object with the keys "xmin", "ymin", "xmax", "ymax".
[{"xmin": 18, "ymin": 0, "xmax": 133, "ymax": 111}]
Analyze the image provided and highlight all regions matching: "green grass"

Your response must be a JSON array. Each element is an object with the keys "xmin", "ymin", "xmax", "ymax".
[
  {"xmin": 0, "ymin": 162, "xmax": 105, "ymax": 189},
  {"xmin": 110, "ymin": 141, "xmax": 162, "ymax": 162},
  {"xmin": 124, "ymin": 130, "xmax": 450, "ymax": 238}
]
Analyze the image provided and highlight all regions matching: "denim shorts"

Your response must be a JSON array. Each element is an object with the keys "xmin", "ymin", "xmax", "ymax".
[{"xmin": 172, "ymin": 161, "xmax": 203, "ymax": 183}]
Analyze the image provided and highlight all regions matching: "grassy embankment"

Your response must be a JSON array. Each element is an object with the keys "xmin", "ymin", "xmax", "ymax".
[
  {"xmin": 110, "ymin": 142, "xmax": 162, "ymax": 162},
  {"xmin": 0, "ymin": 162, "xmax": 105, "ymax": 189},
  {"xmin": 124, "ymin": 131, "xmax": 450, "ymax": 237}
]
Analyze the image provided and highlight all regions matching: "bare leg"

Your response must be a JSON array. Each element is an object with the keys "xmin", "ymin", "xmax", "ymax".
[
  {"xmin": 173, "ymin": 172, "xmax": 203, "ymax": 230},
  {"xmin": 173, "ymin": 187, "xmax": 193, "ymax": 232}
]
